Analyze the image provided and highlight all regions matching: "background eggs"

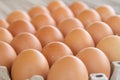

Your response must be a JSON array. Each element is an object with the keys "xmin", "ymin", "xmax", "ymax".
[
  {"xmin": 47, "ymin": 55, "xmax": 88, "ymax": 80},
  {"xmin": 0, "ymin": 19, "xmax": 9, "ymax": 29},
  {"xmin": 42, "ymin": 41, "xmax": 73, "ymax": 66},
  {"xmin": 11, "ymin": 49, "xmax": 49, "ymax": 80}
]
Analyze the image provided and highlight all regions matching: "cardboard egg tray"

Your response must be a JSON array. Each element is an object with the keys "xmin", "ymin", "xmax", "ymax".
[{"xmin": 0, "ymin": 0, "xmax": 120, "ymax": 80}]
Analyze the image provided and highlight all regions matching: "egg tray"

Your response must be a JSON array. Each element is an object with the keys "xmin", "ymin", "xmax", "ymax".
[{"xmin": 0, "ymin": 61, "xmax": 119, "ymax": 80}]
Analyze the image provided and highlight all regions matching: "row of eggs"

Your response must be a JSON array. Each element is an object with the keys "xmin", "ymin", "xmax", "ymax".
[{"xmin": 0, "ymin": 0, "xmax": 120, "ymax": 80}]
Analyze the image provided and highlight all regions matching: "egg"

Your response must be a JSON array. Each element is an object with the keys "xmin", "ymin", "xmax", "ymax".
[
  {"xmin": 0, "ymin": 41, "xmax": 16, "ymax": 71},
  {"xmin": 47, "ymin": 0, "xmax": 66, "ymax": 13},
  {"xmin": 76, "ymin": 47, "xmax": 111, "ymax": 78},
  {"xmin": 42, "ymin": 41, "xmax": 73, "ymax": 66},
  {"xmin": 96, "ymin": 5, "xmax": 116, "ymax": 22},
  {"xmin": 11, "ymin": 49, "xmax": 49, "ymax": 80},
  {"xmin": 31, "ymin": 14, "xmax": 56, "ymax": 30},
  {"xmin": 28, "ymin": 5, "xmax": 50, "ymax": 19},
  {"xmin": 35, "ymin": 25, "xmax": 64, "ymax": 47},
  {"xmin": 8, "ymin": 19, "xmax": 36, "ymax": 36},
  {"xmin": 96, "ymin": 35, "xmax": 120, "ymax": 62},
  {"xmin": 58, "ymin": 17, "xmax": 84, "ymax": 37},
  {"xmin": 47, "ymin": 55, "xmax": 88, "ymax": 80},
  {"xmin": 86, "ymin": 21, "xmax": 113, "ymax": 45},
  {"xmin": 106, "ymin": 15, "xmax": 120, "ymax": 35},
  {"xmin": 7, "ymin": 10, "xmax": 31, "ymax": 24},
  {"xmin": 51, "ymin": 6, "xmax": 74, "ymax": 24},
  {"xmin": 11, "ymin": 32, "xmax": 42, "ymax": 54},
  {"xmin": 0, "ymin": 27, "xmax": 13, "ymax": 43},
  {"xmin": 69, "ymin": 1, "xmax": 89, "ymax": 17},
  {"xmin": 64, "ymin": 28, "xmax": 95, "ymax": 55},
  {"xmin": 0, "ymin": 19, "xmax": 9, "ymax": 29},
  {"xmin": 77, "ymin": 9, "xmax": 101, "ymax": 28}
]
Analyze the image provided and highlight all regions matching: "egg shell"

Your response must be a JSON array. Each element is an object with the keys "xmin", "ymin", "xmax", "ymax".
[
  {"xmin": 86, "ymin": 21, "xmax": 113, "ymax": 45},
  {"xmin": 8, "ymin": 19, "xmax": 36, "ymax": 36},
  {"xmin": 7, "ymin": 10, "xmax": 31, "ymax": 24},
  {"xmin": 64, "ymin": 28, "xmax": 95, "ymax": 55},
  {"xmin": 96, "ymin": 35, "xmax": 120, "ymax": 62},
  {"xmin": 31, "ymin": 14, "xmax": 56, "ymax": 30},
  {"xmin": 69, "ymin": 1, "xmax": 89, "ymax": 17},
  {"xmin": 0, "ymin": 19, "xmax": 9, "ymax": 29},
  {"xmin": 58, "ymin": 17, "xmax": 84, "ymax": 37},
  {"xmin": 76, "ymin": 47, "xmax": 111, "ymax": 78},
  {"xmin": 42, "ymin": 41, "xmax": 73, "ymax": 66},
  {"xmin": 96, "ymin": 5, "xmax": 116, "ymax": 22},
  {"xmin": 0, "ymin": 27, "xmax": 13, "ymax": 43},
  {"xmin": 11, "ymin": 49, "xmax": 49, "ymax": 80},
  {"xmin": 51, "ymin": 6, "xmax": 74, "ymax": 25},
  {"xmin": 47, "ymin": 55, "xmax": 88, "ymax": 80},
  {"xmin": 35, "ymin": 25, "xmax": 64, "ymax": 47},
  {"xmin": 106, "ymin": 15, "xmax": 120, "ymax": 35},
  {"xmin": 11, "ymin": 32, "xmax": 42, "ymax": 54},
  {"xmin": 47, "ymin": 0, "xmax": 66, "ymax": 13},
  {"xmin": 0, "ymin": 41, "xmax": 16, "ymax": 71},
  {"xmin": 77, "ymin": 9, "xmax": 101, "ymax": 28},
  {"xmin": 28, "ymin": 5, "xmax": 50, "ymax": 19}
]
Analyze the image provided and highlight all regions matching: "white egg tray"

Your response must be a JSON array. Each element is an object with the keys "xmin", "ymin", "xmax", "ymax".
[{"xmin": 0, "ymin": 61, "xmax": 119, "ymax": 80}]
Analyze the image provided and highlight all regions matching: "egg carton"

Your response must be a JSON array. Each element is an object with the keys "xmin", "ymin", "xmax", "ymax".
[{"xmin": 0, "ymin": 61, "xmax": 120, "ymax": 80}]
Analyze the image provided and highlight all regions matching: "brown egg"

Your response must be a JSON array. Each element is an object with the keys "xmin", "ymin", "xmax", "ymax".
[
  {"xmin": 0, "ymin": 27, "xmax": 13, "ymax": 43},
  {"xmin": 96, "ymin": 35, "xmax": 120, "ymax": 62},
  {"xmin": 86, "ymin": 21, "xmax": 113, "ymax": 45},
  {"xmin": 8, "ymin": 19, "xmax": 36, "ymax": 36},
  {"xmin": 58, "ymin": 17, "xmax": 84, "ymax": 37},
  {"xmin": 64, "ymin": 28, "xmax": 95, "ymax": 55},
  {"xmin": 96, "ymin": 5, "xmax": 115, "ymax": 22},
  {"xmin": 28, "ymin": 5, "xmax": 50, "ymax": 19},
  {"xmin": 76, "ymin": 47, "xmax": 111, "ymax": 78},
  {"xmin": 7, "ymin": 10, "xmax": 31, "ymax": 24},
  {"xmin": 11, "ymin": 49, "xmax": 49, "ymax": 80},
  {"xmin": 0, "ymin": 41, "xmax": 16, "ymax": 71},
  {"xmin": 69, "ymin": 1, "xmax": 89, "ymax": 17},
  {"xmin": 35, "ymin": 25, "xmax": 63, "ymax": 47},
  {"xmin": 51, "ymin": 6, "xmax": 74, "ymax": 24},
  {"xmin": 0, "ymin": 19, "xmax": 9, "ymax": 29},
  {"xmin": 106, "ymin": 15, "xmax": 120, "ymax": 35},
  {"xmin": 47, "ymin": 55, "xmax": 88, "ymax": 80},
  {"xmin": 11, "ymin": 32, "xmax": 42, "ymax": 54},
  {"xmin": 42, "ymin": 41, "xmax": 73, "ymax": 66},
  {"xmin": 47, "ymin": 0, "xmax": 66, "ymax": 13},
  {"xmin": 77, "ymin": 9, "xmax": 101, "ymax": 28},
  {"xmin": 31, "ymin": 14, "xmax": 56, "ymax": 30}
]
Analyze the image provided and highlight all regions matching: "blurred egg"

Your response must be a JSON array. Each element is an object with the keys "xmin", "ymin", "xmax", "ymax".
[
  {"xmin": 35, "ymin": 25, "xmax": 63, "ymax": 47},
  {"xmin": 28, "ymin": 5, "xmax": 50, "ymax": 19},
  {"xmin": 7, "ymin": 10, "xmax": 31, "ymax": 24},
  {"xmin": 42, "ymin": 41, "xmax": 73, "ymax": 66},
  {"xmin": 86, "ymin": 21, "xmax": 113, "ymax": 45},
  {"xmin": 58, "ymin": 17, "xmax": 84, "ymax": 37},
  {"xmin": 47, "ymin": 55, "xmax": 88, "ymax": 80},
  {"xmin": 0, "ymin": 19, "xmax": 9, "ymax": 29},
  {"xmin": 106, "ymin": 15, "xmax": 120, "ymax": 35},
  {"xmin": 64, "ymin": 28, "xmax": 95, "ymax": 55},
  {"xmin": 31, "ymin": 14, "xmax": 56, "ymax": 30},
  {"xmin": 77, "ymin": 9, "xmax": 101, "ymax": 28},
  {"xmin": 11, "ymin": 49, "xmax": 49, "ymax": 80},
  {"xmin": 51, "ymin": 6, "xmax": 74, "ymax": 24},
  {"xmin": 0, "ymin": 27, "xmax": 13, "ymax": 43},
  {"xmin": 96, "ymin": 35, "xmax": 120, "ymax": 62},
  {"xmin": 47, "ymin": 0, "xmax": 66, "ymax": 13},
  {"xmin": 0, "ymin": 41, "xmax": 16, "ymax": 71},
  {"xmin": 76, "ymin": 47, "xmax": 111, "ymax": 78},
  {"xmin": 8, "ymin": 19, "xmax": 36, "ymax": 36},
  {"xmin": 96, "ymin": 5, "xmax": 115, "ymax": 22},
  {"xmin": 11, "ymin": 32, "xmax": 42, "ymax": 54},
  {"xmin": 69, "ymin": 1, "xmax": 89, "ymax": 17}
]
